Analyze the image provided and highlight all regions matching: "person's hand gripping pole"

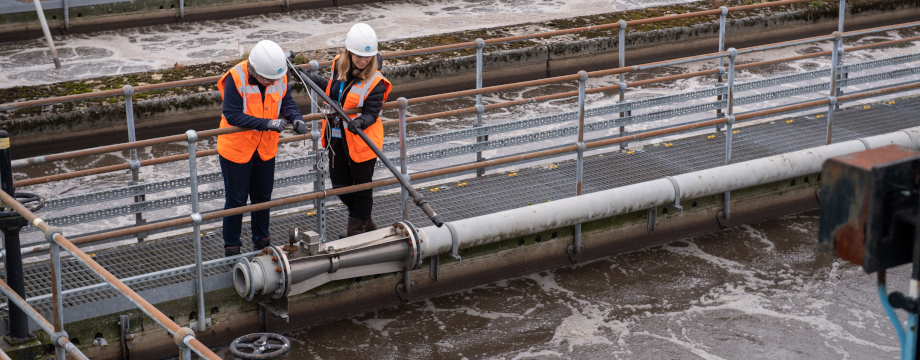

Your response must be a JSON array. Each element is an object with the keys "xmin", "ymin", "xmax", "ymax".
[{"xmin": 286, "ymin": 59, "xmax": 444, "ymax": 228}]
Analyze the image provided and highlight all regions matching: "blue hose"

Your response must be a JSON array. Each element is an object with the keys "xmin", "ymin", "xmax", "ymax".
[{"xmin": 879, "ymin": 284, "xmax": 908, "ymax": 359}]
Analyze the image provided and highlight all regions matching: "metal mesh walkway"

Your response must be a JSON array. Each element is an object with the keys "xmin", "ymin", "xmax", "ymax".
[{"xmin": 5, "ymin": 96, "xmax": 920, "ymax": 320}]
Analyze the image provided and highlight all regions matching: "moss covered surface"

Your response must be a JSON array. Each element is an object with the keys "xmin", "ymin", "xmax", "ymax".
[{"xmin": 0, "ymin": 0, "xmax": 915, "ymax": 123}]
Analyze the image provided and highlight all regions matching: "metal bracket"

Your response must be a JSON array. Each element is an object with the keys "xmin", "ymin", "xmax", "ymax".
[
  {"xmin": 258, "ymin": 298, "xmax": 289, "ymax": 332},
  {"xmin": 120, "ymin": 315, "xmax": 132, "ymax": 360},
  {"xmin": 429, "ymin": 255, "xmax": 438, "ymax": 281},
  {"xmin": 445, "ymin": 222, "xmax": 461, "ymax": 262},
  {"xmin": 188, "ymin": 318, "xmax": 212, "ymax": 330},
  {"xmin": 647, "ymin": 208, "xmax": 657, "ymax": 232},
  {"xmin": 395, "ymin": 281, "xmax": 415, "ymax": 303},
  {"xmin": 664, "ymin": 176, "xmax": 684, "ymax": 213}
]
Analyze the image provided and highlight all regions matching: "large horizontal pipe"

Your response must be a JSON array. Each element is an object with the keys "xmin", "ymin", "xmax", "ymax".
[{"xmin": 419, "ymin": 126, "xmax": 920, "ymax": 256}]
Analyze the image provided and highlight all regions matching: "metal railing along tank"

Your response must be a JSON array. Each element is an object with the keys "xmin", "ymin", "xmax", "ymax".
[
  {"xmin": 7, "ymin": 18, "xmax": 920, "ymax": 253},
  {"xmin": 1, "ymin": 4, "xmax": 919, "ymax": 355}
]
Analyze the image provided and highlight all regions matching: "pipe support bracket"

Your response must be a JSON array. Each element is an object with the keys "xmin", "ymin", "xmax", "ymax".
[
  {"xmin": 664, "ymin": 176, "xmax": 684, "ymax": 213},
  {"xmin": 445, "ymin": 222, "xmax": 461, "ymax": 263}
]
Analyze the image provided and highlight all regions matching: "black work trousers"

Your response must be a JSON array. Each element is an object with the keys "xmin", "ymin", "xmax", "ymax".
[{"xmin": 329, "ymin": 138, "xmax": 377, "ymax": 220}]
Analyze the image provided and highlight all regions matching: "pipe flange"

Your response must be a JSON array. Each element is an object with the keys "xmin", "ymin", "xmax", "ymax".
[
  {"xmin": 267, "ymin": 246, "xmax": 291, "ymax": 299},
  {"xmin": 398, "ymin": 221, "xmax": 423, "ymax": 270},
  {"xmin": 234, "ymin": 259, "xmax": 256, "ymax": 301}
]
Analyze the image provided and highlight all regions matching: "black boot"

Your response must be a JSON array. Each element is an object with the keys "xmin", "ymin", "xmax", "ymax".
[
  {"xmin": 225, "ymin": 245, "xmax": 241, "ymax": 257},
  {"xmin": 345, "ymin": 217, "xmax": 370, "ymax": 237},
  {"xmin": 365, "ymin": 217, "xmax": 377, "ymax": 232},
  {"xmin": 253, "ymin": 237, "xmax": 271, "ymax": 251}
]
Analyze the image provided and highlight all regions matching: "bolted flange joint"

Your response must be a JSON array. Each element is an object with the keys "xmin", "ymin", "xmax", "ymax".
[
  {"xmin": 123, "ymin": 85, "xmax": 134, "ymax": 97},
  {"xmin": 173, "ymin": 327, "xmax": 195, "ymax": 348},
  {"xmin": 190, "ymin": 213, "xmax": 203, "ymax": 225},
  {"xmin": 185, "ymin": 130, "xmax": 198, "ymax": 143},
  {"xmin": 475, "ymin": 38, "xmax": 485, "ymax": 49}
]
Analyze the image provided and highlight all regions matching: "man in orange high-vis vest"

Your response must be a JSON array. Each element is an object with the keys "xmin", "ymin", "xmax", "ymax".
[
  {"xmin": 218, "ymin": 40, "xmax": 307, "ymax": 257},
  {"xmin": 296, "ymin": 23, "xmax": 392, "ymax": 238}
]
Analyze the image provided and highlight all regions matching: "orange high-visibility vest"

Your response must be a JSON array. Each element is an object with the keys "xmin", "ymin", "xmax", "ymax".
[
  {"xmin": 320, "ymin": 55, "xmax": 393, "ymax": 163},
  {"xmin": 217, "ymin": 60, "xmax": 289, "ymax": 164}
]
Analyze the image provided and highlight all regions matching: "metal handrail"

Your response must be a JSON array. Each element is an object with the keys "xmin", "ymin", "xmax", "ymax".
[
  {"xmin": 58, "ymin": 79, "xmax": 920, "ymax": 248},
  {"xmin": 13, "ymin": 24, "xmax": 919, "ymax": 186},
  {"xmin": 0, "ymin": 279, "xmax": 88, "ymax": 359},
  {"xmin": 0, "ymin": 189, "xmax": 221, "ymax": 360},
  {"xmin": 0, "ymin": 0, "xmax": 817, "ymax": 113}
]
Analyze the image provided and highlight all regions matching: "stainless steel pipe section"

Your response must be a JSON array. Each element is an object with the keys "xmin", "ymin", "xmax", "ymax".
[{"xmin": 420, "ymin": 126, "xmax": 920, "ymax": 256}]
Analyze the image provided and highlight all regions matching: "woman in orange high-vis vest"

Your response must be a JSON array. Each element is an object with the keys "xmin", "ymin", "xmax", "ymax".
[
  {"xmin": 297, "ymin": 23, "xmax": 392, "ymax": 238},
  {"xmin": 218, "ymin": 40, "xmax": 308, "ymax": 257}
]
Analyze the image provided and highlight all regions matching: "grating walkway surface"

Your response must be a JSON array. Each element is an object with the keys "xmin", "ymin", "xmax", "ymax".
[{"xmin": 3, "ymin": 96, "xmax": 920, "ymax": 319}]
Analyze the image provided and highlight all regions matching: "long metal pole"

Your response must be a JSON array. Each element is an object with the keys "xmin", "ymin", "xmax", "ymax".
[
  {"xmin": 290, "ymin": 61, "xmax": 444, "ymax": 227},
  {"xmin": 617, "ymin": 20, "xmax": 628, "ymax": 150},
  {"xmin": 837, "ymin": 0, "xmax": 847, "ymax": 111},
  {"xmin": 308, "ymin": 60, "xmax": 326, "ymax": 243},
  {"xmin": 124, "ymin": 85, "xmax": 147, "ymax": 241},
  {"xmin": 399, "ymin": 98, "xmax": 410, "ymax": 221},
  {"xmin": 475, "ymin": 38, "xmax": 486, "ymax": 177},
  {"xmin": 572, "ymin": 71, "xmax": 587, "ymax": 255},
  {"xmin": 33, "ymin": 0, "xmax": 61, "ymax": 69},
  {"xmin": 716, "ymin": 6, "xmax": 727, "ymax": 132},
  {"xmin": 723, "ymin": 48, "xmax": 737, "ymax": 220},
  {"xmin": 186, "ymin": 130, "xmax": 206, "ymax": 332},
  {"xmin": 0, "ymin": 279, "xmax": 89, "ymax": 360}
]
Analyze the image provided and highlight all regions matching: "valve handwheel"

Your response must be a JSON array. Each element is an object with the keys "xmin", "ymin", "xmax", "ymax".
[{"xmin": 230, "ymin": 333, "xmax": 291, "ymax": 359}]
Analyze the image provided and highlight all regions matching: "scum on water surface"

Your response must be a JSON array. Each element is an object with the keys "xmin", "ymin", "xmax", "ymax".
[{"xmin": 0, "ymin": 0, "xmax": 903, "ymax": 120}]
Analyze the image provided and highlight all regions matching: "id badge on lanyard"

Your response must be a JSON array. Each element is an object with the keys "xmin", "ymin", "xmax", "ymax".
[{"xmin": 330, "ymin": 81, "xmax": 349, "ymax": 139}]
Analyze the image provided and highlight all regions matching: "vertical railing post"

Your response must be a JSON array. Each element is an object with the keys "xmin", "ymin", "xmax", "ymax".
[
  {"xmin": 398, "ymin": 98, "xmax": 410, "ymax": 221},
  {"xmin": 62, "ymin": 0, "xmax": 70, "ymax": 31},
  {"xmin": 569, "ymin": 71, "xmax": 588, "ymax": 257},
  {"xmin": 474, "ymin": 38, "xmax": 486, "ymax": 177},
  {"xmin": 716, "ymin": 6, "xmax": 728, "ymax": 132},
  {"xmin": 49, "ymin": 240, "xmax": 65, "ymax": 360},
  {"xmin": 0, "ymin": 131, "xmax": 30, "ymax": 341},
  {"xmin": 834, "ymin": 0, "xmax": 846, "ymax": 110},
  {"xmin": 185, "ymin": 130, "xmax": 206, "ymax": 332},
  {"xmin": 124, "ymin": 85, "xmax": 147, "ymax": 242},
  {"xmin": 309, "ymin": 60, "xmax": 327, "ymax": 242},
  {"xmin": 721, "ymin": 48, "xmax": 737, "ymax": 221},
  {"xmin": 827, "ymin": 31, "xmax": 842, "ymax": 144},
  {"xmin": 617, "ymin": 20, "xmax": 628, "ymax": 150},
  {"xmin": 32, "ymin": 0, "xmax": 61, "ymax": 69},
  {"xmin": 179, "ymin": 0, "xmax": 185, "ymax": 19}
]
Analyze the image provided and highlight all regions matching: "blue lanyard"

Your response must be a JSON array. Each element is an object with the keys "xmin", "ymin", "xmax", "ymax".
[{"xmin": 337, "ymin": 81, "xmax": 345, "ymax": 106}]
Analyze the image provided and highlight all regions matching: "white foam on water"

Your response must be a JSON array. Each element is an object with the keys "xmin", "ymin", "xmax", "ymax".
[{"xmin": 633, "ymin": 331, "xmax": 726, "ymax": 360}]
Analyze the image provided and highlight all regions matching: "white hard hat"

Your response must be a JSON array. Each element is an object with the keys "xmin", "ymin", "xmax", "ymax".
[
  {"xmin": 248, "ymin": 40, "xmax": 288, "ymax": 80},
  {"xmin": 345, "ymin": 23, "xmax": 378, "ymax": 57}
]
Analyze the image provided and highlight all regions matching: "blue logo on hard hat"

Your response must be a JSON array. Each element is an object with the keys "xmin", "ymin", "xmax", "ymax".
[
  {"xmin": 277, "ymin": 68, "xmax": 283, "ymax": 74},
  {"xmin": 365, "ymin": 46, "xmax": 371, "ymax": 52}
]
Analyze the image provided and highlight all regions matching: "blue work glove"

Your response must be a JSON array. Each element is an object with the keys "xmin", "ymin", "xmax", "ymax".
[
  {"xmin": 292, "ymin": 119, "xmax": 308, "ymax": 135},
  {"xmin": 265, "ymin": 119, "xmax": 286, "ymax": 133},
  {"xmin": 347, "ymin": 118, "xmax": 365, "ymax": 134}
]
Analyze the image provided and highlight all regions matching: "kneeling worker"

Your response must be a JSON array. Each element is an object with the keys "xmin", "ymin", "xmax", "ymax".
[
  {"xmin": 218, "ymin": 39, "xmax": 308, "ymax": 256},
  {"xmin": 297, "ymin": 23, "xmax": 392, "ymax": 237}
]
